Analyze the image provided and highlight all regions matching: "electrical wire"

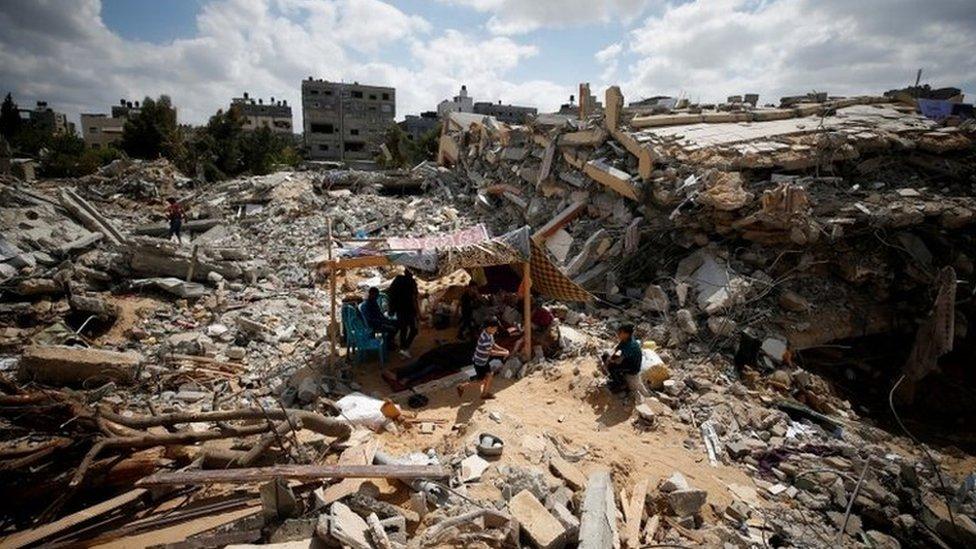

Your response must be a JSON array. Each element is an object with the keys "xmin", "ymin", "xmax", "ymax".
[{"xmin": 889, "ymin": 374, "xmax": 958, "ymax": 533}]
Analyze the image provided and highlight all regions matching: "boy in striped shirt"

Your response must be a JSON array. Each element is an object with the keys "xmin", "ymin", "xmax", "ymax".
[{"xmin": 457, "ymin": 318, "xmax": 509, "ymax": 400}]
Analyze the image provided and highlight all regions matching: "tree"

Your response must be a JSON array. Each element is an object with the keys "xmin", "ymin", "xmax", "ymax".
[
  {"xmin": 120, "ymin": 95, "xmax": 178, "ymax": 159},
  {"xmin": 39, "ymin": 133, "xmax": 88, "ymax": 177},
  {"xmin": 0, "ymin": 93, "xmax": 21, "ymax": 142}
]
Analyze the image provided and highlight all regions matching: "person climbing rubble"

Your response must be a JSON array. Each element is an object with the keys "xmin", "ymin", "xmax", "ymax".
[
  {"xmin": 165, "ymin": 196, "xmax": 186, "ymax": 244},
  {"xmin": 457, "ymin": 317, "xmax": 509, "ymax": 400},
  {"xmin": 600, "ymin": 323, "xmax": 643, "ymax": 395}
]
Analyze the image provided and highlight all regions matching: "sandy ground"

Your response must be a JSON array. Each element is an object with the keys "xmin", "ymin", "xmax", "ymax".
[{"xmin": 351, "ymin": 329, "xmax": 758, "ymax": 512}]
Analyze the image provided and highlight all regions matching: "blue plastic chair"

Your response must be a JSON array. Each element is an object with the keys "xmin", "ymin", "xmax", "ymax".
[{"xmin": 344, "ymin": 303, "xmax": 386, "ymax": 365}]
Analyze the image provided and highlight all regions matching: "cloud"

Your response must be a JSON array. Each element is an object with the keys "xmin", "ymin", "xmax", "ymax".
[
  {"xmin": 618, "ymin": 0, "xmax": 976, "ymax": 105},
  {"xmin": 0, "ymin": 0, "xmax": 565, "ymax": 130},
  {"xmin": 595, "ymin": 42, "xmax": 622, "ymax": 80},
  {"xmin": 443, "ymin": 0, "xmax": 653, "ymax": 35}
]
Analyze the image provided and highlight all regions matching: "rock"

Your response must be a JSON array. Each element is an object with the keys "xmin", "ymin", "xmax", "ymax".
[
  {"xmin": 865, "ymin": 530, "xmax": 901, "ymax": 549},
  {"xmin": 726, "ymin": 500, "xmax": 752, "ymax": 522},
  {"xmin": 327, "ymin": 501, "xmax": 371, "ymax": 549},
  {"xmin": 674, "ymin": 309, "xmax": 698, "ymax": 335},
  {"xmin": 508, "ymin": 489, "xmax": 567, "ymax": 549},
  {"xmin": 20, "ymin": 345, "xmax": 141, "ymax": 386},
  {"xmin": 227, "ymin": 346, "xmax": 246, "ymax": 360},
  {"xmin": 642, "ymin": 284, "xmax": 670, "ymax": 313},
  {"xmin": 768, "ymin": 369, "xmax": 792, "ymax": 389},
  {"xmin": 660, "ymin": 472, "xmax": 689, "ymax": 493},
  {"xmin": 549, "ymin": 455, "xmax": 587, "ymax": 491},
  {"xmin": 761, "ymin": 336, "xmax": 789, "ymax": 363},
  {"xmin": 778, "ymin": 290, "xmax": 810, "ymax": 312},
  {"xmin": 16, "ymin": 278, "xmax": 61, "ymax": 296},
  {"xmin": 579, "ymin": 470, "xmax": 618, "ymax": 549},
  {"xmin": 707, "ymin": 316, "xmax": 736, "ymax": 337},
  {"xmin": 667, "ymin": 488, "xmax": 707, "ymax": 517},
  {"xmin": 260, "ymin": 478, "xmax": 300, "ymax": 520},
  {"xmin": 460, "ymin": 454, "xmax": 491, "ymax": 483},
  {"xmin": 550, "ymin": 503, "xmax": 580, "ymax": 544},
  {"xmin": 643, "ymin": 363, "xmax": 671, "ymax": 390}
]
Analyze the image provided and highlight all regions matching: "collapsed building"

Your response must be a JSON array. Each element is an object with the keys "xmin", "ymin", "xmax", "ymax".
[{"xmin": 0, "ymin": 82, "xmax": 974, "ymax": 548}]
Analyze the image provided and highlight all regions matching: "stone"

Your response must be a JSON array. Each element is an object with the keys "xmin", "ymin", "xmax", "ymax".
[
  {"xmin": 460, "ymin": 454, "xmax": 491, "ymax": 483},
  {"xmin": 579, "ymin": 470, "xmax": 618, "ymax": 549},
  {"xmin": 20, "ymin": 345, "xmax": 141, "ymax": 386},
  {"xmin": 260, "ymin": 478, "xmax": 300, "ymax": 520},
  {"xmin": 642, "ymin": 284, "xmax": 669, "ymax": 313},
  {"xmin": 642, "ymin": 363, "xmax": 671, "ymax": 390},
  {"xmin": 667, "ymin": 489, "xmax": 707, "ymax": 517},
  {"xmin": 549, "ymin": 503, "xmax": 580, "ymax": 544},
  {"xmin": 865, "ymin": 530, "xmax": 901, "ymax": 549},
  {"xmin": 674, "ymin": 309, "xmax": 697, "ymax": 335},
  {"xmin": 659, "ymin": 472, "xmax": 689, "ymax": 493},
  {"xmin": 328, "ymin": 501, "xmax": 371, "ymax": 549},
  {"xmin": 227, "ymin": 346, "xmax": 246, "ymax": 360},
  {"xmin": 707, "ymin": 316, "xmax": 736, "ymax": 337},
  {"xmin": 761, "ymin": 337, "xmax": 789, "ymax": 362},
  {"xmin": 509, "ymin": 489, "xmax": 567, "ymax": 549},
  {"xmin": 549, "ymin": 455, "xmax": 587, "ymax": 491},
  {"xmin": 726, "ymin": 500, "xmax": 752, "ymax": 522},
  {"xmin": 778, "ymin": 290, "xmax": 810, "ymax": 312}
]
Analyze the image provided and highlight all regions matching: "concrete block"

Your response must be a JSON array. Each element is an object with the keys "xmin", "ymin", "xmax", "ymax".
[{"xmin": 509, "ymin": 489, "xmax": 567, "ymax": 549}]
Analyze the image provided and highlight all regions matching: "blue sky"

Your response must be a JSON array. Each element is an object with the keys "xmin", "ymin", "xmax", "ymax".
[{"xmin": 1, "ymin": 0, "xmax": 973, "ymax": 128}]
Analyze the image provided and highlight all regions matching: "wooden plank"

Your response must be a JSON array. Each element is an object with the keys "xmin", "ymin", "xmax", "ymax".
[
  {"xmin": 93, "ymin": 505, "xmax": 260, "ymax": 549},
  {"xmin": 642, "ymin": 515, "xmax": 660, "ymax": 544},
  {"xmin": 533, "ymin": 200, "xmax": 587, "ymax": 242},
  {"xmin": 663, "ymin": 516, "xmax": 704, "ymax": 544},
  {"xmin": 389, "ymin": 366, "xmax": 476, "ymax": 402},
  {"xmin": 136, "ymin": 464, "xmax": 450, "ymax": 486},
  {"xmin": 583, "ymin": 159, "xmax": 639, "ymax": 201},
  {"xmin": 0, "ymin": 488, "xmax": 148, "ymax": 549},
  {"xmin": 623, "ymin": 479, "xmax": 648, "ymax": 548}
]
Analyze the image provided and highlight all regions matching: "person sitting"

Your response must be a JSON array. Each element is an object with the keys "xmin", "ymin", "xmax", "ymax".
[
  {"xmin": 600, "ymin": 323, "xmax": 643, "ymax": 395},
  {"xmin": 362, "ymin": 287, "xmax": 398, "ymax": 351},
  {"xmin": 456, "ymin": 317, "xmax": 509, "ymax": 400},
  {"xmin": 513, "ymin": 299, "xmax": 562, "ymax": 359}
]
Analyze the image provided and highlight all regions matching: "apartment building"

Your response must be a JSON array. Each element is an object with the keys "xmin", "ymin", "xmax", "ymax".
[
  {"xmin": 230, "ymin": 92, "xmax": 293, "ymax": 134},
  {"xmin": 472, "ymin": 100, "xmax": 537, "ymax": 124},
  {"xmin": 81, "ymin": 99, "xmax": 144, "ymax": 149},
  {"xmin": 301, "ymin": 78, "xmax": 395, "ymax": 161}
]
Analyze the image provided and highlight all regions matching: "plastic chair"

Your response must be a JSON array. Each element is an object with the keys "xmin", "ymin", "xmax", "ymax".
[
  {"xmin": 345, "ymin": 303, "xmax": 386, "ymax": 365},
  {"xmin": 341, "ymin": 304, "xmax": 360, "ymax": 355}
]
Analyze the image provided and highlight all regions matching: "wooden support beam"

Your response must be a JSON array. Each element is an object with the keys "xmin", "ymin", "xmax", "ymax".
[
  {"xmin": 622, "ymin": 479, "xmax": 648, "ymax": 548},
  {"xmin": 583, "ymin": 159, "xmax": 640, "ymax": 201},
  {"xmin": 136, "ymin": 464, "xmax": 451, "ymax": 486},
  {"xmin": 533, "ymin": 200, "xmax": 588, "ymax": 242},
  {"xmin": 522, "ymin": 261, "xmax": 532, "ymax": 361}
]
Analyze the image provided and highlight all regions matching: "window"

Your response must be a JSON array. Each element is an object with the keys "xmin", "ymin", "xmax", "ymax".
[
  {"xmin": 313, "ymin": 101, "xmax": 320, "ymax": 108},
  {"xmin": 309, "ymin": 89, "xmax": 319, "ymax": 95},
  {"xmin": 310, "ymin": 123, "xmax": 334, "ymax": 134},
  {"xmin": 318, "ymin": 144, "xmax": 329, "ymax": 151},
  {"xmin": 89, "ymin": 127, "xmax": 99, "ymax": 133},
  {"xmin": 369, "ymin": 94, "xmax": 376, "ymax": 100},
  {"xmin": 350, "ymin": 129, "xmax": 360, "ymax": 136},
  {"xmin": 382, "ymin": 93, "xmax": 390, "ymax": 100},
  {"xmin": 381, "ymin": 104, "xmax": 392, "ymax": 113},
  {"xmin": 368, "ymin": 106, "xmax": 377, "ymax": 112},
  {"xmin": 344, "ymin": 142, "xmax": 365, "ymax": 152},
  {"xmin": 351, "ymin": 90, "xmax": 363, "ymax": 98}
]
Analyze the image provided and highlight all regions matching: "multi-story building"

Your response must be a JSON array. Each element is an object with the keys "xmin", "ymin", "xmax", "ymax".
[
  {"xmin": 230, "ymin": 92, "xmax": 293, "ymax": 134},
  {"xmin": 81, "ymin": 99, "xmax": 145, "ymax": 149},
  {"xmin": 436, "ymin": 85, "xmax": 473, "ymax": 118},
  {"xmin": 301, "ymin": 78, "xmax": 395, "ymax": 161},
  {"xmin": 398, "ymin": 111, "xmax": 438, "ymax": 142},
  {"xmin": 20, "ymin": 101, "xmax": 73, "ymax": 136},
  {"xmin": 472, "ymin": 100, "xmax": 537, "ymax": 124}
]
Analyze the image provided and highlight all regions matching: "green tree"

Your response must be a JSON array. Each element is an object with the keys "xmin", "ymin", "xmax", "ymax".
[
  {"xmin": 120, "ymin": 95, "xmax": 178, "ymax": 159},
  {"xmin": 39, "ymin": 133, "xmax": 88, "ymax": 177},
  {"xmin": 0, "ymin": 93, "xmax": 21, "ymax": 142}
]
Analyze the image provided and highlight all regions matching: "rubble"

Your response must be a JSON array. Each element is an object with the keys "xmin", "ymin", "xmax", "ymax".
[{"xmin": 0, "ymin": 80, "xmax": 974, "ymax": 548}]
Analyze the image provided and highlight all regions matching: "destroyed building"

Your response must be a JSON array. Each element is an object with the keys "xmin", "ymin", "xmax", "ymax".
[
  {"xmin": 302, "ymin": 77, "xmax": 395, "ymax": 162},
  {"xmin": 0, "ymin": 78, "xmax": 975, "ymax": 549},
  {"xmin": 231, "ymin": 92, "xmax": 294, "ymax": 134},
  {"xmin": 436, "ymin": 84, "xmax": 474, "ymax": 118}
]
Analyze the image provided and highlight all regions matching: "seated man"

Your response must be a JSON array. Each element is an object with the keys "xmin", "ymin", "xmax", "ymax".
[
  {"xmin": 600, "ymin": 323, "xmax": 643, "ymax": 395},
  {"xmin": 362, "ymin": 287, "xmax": 398, "ymax": 351}
]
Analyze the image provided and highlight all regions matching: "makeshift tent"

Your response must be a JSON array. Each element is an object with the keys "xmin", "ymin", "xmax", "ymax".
[{"xmin": 320, "ymin": 225, "xmax": 592, "ymax": 366}]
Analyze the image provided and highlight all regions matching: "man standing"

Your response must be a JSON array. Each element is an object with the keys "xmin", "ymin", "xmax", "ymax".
[
  {"xmin": 601, "ymin": 324, "xmax": 643, "ymax": 395},
  {"xmin": 457, "ymin": 281, "xmax": 480, "ymax": 340},
  {"xmin": 165, "ymin": 197, "xmax": 186, "ymax": 244},
  {"xmin": 389, "ymin": 270, "xmax": 419, "ymax": 358},
  {"xmin": 362, "ymin": 287, "xmax": 398, "ymax": 352},
  {"xmin": 457, "ymin": 318, "xmax": 509, "ymax": 400}
]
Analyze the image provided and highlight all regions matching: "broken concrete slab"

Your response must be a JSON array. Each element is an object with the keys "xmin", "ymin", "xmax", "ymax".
[
  {"xmin": 508, "ymin": 489, "xmax": 567, "ymax": 549},
  {"xmin": 583, "ymin": 159, "xmax": 639, "ymax": 202},
  {"xmin": 667, "ymin": 488, "xmax": 708, "ymax": 517},
  {"xmin": 579, "ymin": 470, "xmax": 619, "ymax": 549},
  {"xmin": 20, "ymin": 345, "xmax": 141, "ymax": 386},
  {"xmin": 549, "ymin": 455, "xmax": 587, "ymax": 491}
]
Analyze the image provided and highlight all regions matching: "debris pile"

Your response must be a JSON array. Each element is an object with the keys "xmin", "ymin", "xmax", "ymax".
[{"xmin": 0, "ymin": 82, "xmax": 975, "ymax": 548}]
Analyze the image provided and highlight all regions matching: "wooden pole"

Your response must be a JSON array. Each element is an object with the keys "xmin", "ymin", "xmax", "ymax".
[
  {"xmin": 136, "ymin": 464, "xmax": 451, "ymax": 486},
  {"xmin": 522, "ymin": 261, "xmax": 532, "ymax": 361},
  {"xmin": 327, "ymin": 218, "xmax": 337, "ymax": 370}
]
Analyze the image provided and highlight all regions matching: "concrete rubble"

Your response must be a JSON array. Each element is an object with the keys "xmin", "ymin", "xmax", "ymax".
[{"xmin": 0, "ymin": 81, "xmax": 975, "ymax": 548}]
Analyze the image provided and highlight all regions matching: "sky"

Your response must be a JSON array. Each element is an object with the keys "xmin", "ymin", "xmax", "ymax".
[{"xmin": 1, "ymin": 0, "xmax": 974, "ymax": 130}]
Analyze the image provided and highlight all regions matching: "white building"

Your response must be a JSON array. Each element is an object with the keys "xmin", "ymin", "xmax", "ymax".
[{"xmin": 436, "ymin": 85, "xmax": 473, "ymax": 118}]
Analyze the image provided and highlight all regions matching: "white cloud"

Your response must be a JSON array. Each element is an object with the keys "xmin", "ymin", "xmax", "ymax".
[
  {"xmin": 618, "ymin": 0, "xmax": 976, "ymax": 106},
  {"xmin": 0, "ymin": 0, "xmax": 565, "ymax": 130},
  {"xmin": 442, "ymin": 0, "xmax": 653, "ymax": 35},
  {"xmin": 595, "ymin": 42, "xmax": 622, "ymax": 81}
]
